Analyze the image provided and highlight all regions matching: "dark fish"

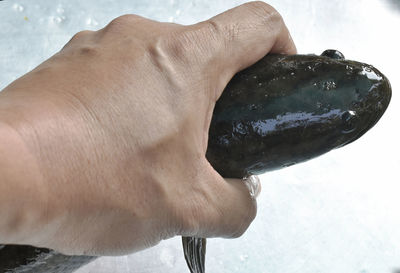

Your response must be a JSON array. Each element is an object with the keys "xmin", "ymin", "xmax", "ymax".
[
  {"xmin": 0, "ymin": 50, "xmax": 392, "ymax": 273},
  {"xmin": 0, "ymin": 245, "xmax": 95, "ymax": 273},
  {"xmin": 182, "ymin": 49, "xmax": 391, "ymax": 273}
]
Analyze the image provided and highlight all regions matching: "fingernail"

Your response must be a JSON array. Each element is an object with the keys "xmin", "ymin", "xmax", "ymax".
[{"xmin": 243, "ymin": 175, "xmax": 261, "ymax": 199}]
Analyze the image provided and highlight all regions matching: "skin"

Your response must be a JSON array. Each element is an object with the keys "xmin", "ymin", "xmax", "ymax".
[{"xmin": 0, "ymin": 1, "xmax": 296, "ymax": 256}]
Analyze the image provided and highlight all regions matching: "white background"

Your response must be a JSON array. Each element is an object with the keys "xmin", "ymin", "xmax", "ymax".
[{"xmin": 0, "ymin": 0, "xmax": 399, "ymax": 272}]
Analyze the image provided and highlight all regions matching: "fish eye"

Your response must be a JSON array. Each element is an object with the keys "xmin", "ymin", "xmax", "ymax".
[
  {"xmin": 341, "ymin": 110, "xmax": 358, "ymax": 133},
  {"xmin": 321, "ymin": 49, "xmax": 345, "ymax": 60}
]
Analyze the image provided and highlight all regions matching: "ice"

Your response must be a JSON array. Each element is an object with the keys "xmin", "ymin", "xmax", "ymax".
[
  {"xmin": 159, "ymin": 247, "xmax": 177, "ymax": 268},
  {"xmin": 85, "ymin": 17, "xmax": 99, "ymax": 27},
  {"xmin": 0, "ymin": 0, "xmax": 399, "ymax": 272},
  {"xmin": 12, "ymin": 3, "xmax": 24, "ymax": 12}
]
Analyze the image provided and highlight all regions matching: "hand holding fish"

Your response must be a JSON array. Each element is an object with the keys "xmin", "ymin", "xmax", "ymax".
[{"xmin": 0, "ymin": 2, "xmax": 296, "ymax": 256}]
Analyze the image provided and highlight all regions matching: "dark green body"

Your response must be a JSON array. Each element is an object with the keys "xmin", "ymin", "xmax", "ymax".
[
  {"xmin": 0, "ymin": 51, "xmax": 391, "ymax": 273},
  {"xmin": 207, "ymin": 52, "xmax": 391, "ymax": 178},
  {"xmin": 0, "ymin": 245, "xmax": 95, "ymax": 273}
]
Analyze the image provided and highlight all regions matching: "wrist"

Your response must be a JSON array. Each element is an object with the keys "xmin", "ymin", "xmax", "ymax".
[{"xmin": 0, "ymin": 120, "xmax": 50, "ymax": 246}]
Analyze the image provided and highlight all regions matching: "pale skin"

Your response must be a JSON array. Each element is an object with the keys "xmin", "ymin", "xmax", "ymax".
[{"xmin": 0, "ymin": 2, "xmax": 296, "ymax": 256}]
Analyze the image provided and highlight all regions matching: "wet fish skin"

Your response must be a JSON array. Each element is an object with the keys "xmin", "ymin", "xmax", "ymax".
[
  {"xmin": 0, "ymin": 244, "xmax": 95, "ymax": 273},
  {"xmin": 0, "ymin": 50, "xmax": 392, "ymax": 273},
  {"xmin": 207, "ymin": 51, "xmax": 391, "ymax": 178}
]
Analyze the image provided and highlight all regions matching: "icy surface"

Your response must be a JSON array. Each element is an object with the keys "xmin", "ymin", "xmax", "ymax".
[{"xmin": 1, "ymin": 0, "xmax": 400, "ymax": 272}]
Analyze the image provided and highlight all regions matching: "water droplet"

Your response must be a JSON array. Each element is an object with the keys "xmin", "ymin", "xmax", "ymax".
[
  {"xmin": 243, "ymin": 175, "xmax": 261, "ymax": 199},
  {"xmin": 258, "ymin": 82, "xmax": 263, "ymax": 86},
  {"xmin": 290, "ymin": 72, "xmax": 295, "ymax": 76},
  {"xmin": 239, "ymin": 254, "xmax": 249, "ymax": 262},
  {"xmin": 341, "ymin": 110, "xmax": 357, "ymax": 133},
  {"xmin": 249, "ymin": 104, "xmax": 257, "ymax": 110},
  {"xmin": 360, "ymin": 66, "xmax": 381, "ymax": 80},
  {"xmin": 252, "ymin": 75, "xmax": 257, "ymax": 79},
  {"xmin": 86, "ymin": 17, "xmax": 99, "ymax": 26},
  {"xmin": 322, "ymin": 81, "xmax": 337, "ymax": 91},
  {"xmin": 56, "ymin": 6, "xmax": 65, "ymax": 14},
  {"xmin": 12, "ymin": 3, "xmax": 24, "ymax": 12},
  {"xmin": 175, "ymin": 9, "xmax": 181, "ymax": 16},
  {"xmin": 50, "ymin": 15, "xmax": 66, "ymax": 24}
]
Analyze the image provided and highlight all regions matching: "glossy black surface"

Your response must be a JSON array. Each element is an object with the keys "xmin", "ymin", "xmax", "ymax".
[
  {"xmin": 0, "ymin": 245, "xmax": 95, "ymax": 273},
  {"xmin": 206, "ymin": 52, "xmax": 391, "ymax": 178},
  {"xmin": 321, "ymin": 49, "xmax": 345, "ymax": 59}
]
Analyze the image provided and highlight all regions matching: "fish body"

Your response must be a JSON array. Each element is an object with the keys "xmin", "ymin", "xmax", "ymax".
[
  {"xmin": 0, "ymin": 245, "xmax": 95, "ymax": 273},
  {"xmin": 207, "ymin": 51, "xmax": 391, "ymax": 178},
  {"xmin": 183, "ymin": 50, "xmax": 391, "ymax": 273},
  {"xmin": 0, "ymin": 50, "xmax": 392, "ymax": 273}
]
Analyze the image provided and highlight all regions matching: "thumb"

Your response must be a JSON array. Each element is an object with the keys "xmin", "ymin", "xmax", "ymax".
[{"xmin": 182, "ymin": 163, "xmax": 259, "ymax": 239}]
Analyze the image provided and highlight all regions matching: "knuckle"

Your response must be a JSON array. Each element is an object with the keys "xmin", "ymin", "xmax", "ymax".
[
  {"xmin": 202, "ymin": 20, "xmax": 220, "ymax": 38},
  {"xmin": 203, "ymin": 20, "xmax": 238, "ymax": 44},
  {"xmin": 71, "ymin": 30, "xmax": 93, "ymax": 41},
  {"xmin": 149, "ymin": 22, "xmax": 227, "ymax": 67},
  {"xmin": 64, "ymin": 30, "xmax": 94, "ymax": 50},
  {"xmin": 111, "ymin": 14, "xmax": 142, "ymax": 25},
  {"xmin": 66, "ymin": 32, "xmax": 101, "ymax": 57},
  {"xmin": 105, "ymin": 14, "xmax": 144, "ymax": 32},
  {"xmin": 244, "ymin": 1, "xmax": 283, "ymax": 25},
  {"xmin": 199, "ymin": 19, "xmax": 227, "ymax": 42},
  {"xmin": 190, "ymin": 20, "xmax": 231, "ymax": 56}
]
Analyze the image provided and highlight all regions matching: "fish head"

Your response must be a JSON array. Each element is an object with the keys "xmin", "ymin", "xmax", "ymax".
[{"xmin": 314, "ymin": 52, "xmax": 392, "ymax": 148}]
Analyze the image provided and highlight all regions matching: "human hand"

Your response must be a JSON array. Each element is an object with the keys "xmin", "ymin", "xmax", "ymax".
[{"xmin": 0, "ymin": 1, "xmax": 295, "ymax": 255}]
